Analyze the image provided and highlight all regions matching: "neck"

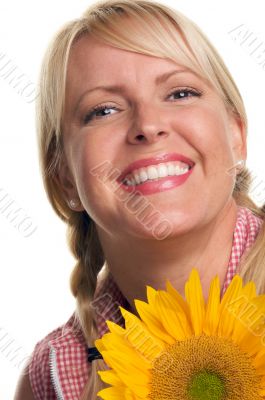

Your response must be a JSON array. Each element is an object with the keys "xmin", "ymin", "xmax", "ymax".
[{"xmin": 96, "ymin": 200, "xmax": 238, "ymax": 315}]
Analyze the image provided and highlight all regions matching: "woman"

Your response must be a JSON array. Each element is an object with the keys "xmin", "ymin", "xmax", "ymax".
[{"xmin": 14, "ymin": 0, "xmax": 265, "ymax": 399}]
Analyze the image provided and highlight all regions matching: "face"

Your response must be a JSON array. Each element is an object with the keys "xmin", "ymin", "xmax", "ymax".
[{"xmin": 58, "ymin": 34, "xmax": 246, "ymax": 240}]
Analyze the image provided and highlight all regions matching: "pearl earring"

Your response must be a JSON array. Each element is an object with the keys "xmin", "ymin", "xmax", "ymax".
[
  {"xmin": 69, "ymin": 199, "xmax": 80, "ymax": 209},
  {"xmin": 236, "ymin": 159, "xmax": 245, "ymax": 171}
]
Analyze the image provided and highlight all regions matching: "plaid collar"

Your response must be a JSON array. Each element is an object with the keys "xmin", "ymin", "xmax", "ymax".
[{"xmin": 221, "ymin": 206, "xmax": 263, "ymax": 295}]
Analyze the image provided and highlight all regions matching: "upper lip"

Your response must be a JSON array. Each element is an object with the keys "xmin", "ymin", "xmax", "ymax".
[{"xmin": 118, "ymin": 152, "xmax": 195, "ymax": 182}]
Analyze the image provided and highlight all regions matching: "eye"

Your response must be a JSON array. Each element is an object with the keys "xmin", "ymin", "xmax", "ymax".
[
  {"xmin": 167, "ymin": 87, "xmax": 202, "ymax": 101},
  {"xmin": 83, "ymin": 104, "xmax": 118, "ymax": 124}
]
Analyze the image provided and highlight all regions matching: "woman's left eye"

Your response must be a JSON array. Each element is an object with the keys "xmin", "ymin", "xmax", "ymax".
[{"xmin": 167, "ymin": 87, "xmax": 202, "ymax": 101}]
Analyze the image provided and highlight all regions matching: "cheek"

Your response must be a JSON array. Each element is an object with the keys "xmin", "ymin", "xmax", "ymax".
[
  {"xmin": 175, "ymin": 106, "xmax": 233, "ymax": 162},
  {"xmin": 72, "ymin": 131, "xmax": 116, "ymax": 174},
  {"xmin": 71, "ymin": 132, "xmax": 121, "ymax": 205}
]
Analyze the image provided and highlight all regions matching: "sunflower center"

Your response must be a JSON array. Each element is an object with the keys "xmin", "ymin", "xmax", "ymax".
[
  {"xmin": 187, "ymin": 370, "xmax": 225, "ymax": 400},
  {"xmin": 148, "ymin": 334, "xmax": 262, "ymax": 400}
]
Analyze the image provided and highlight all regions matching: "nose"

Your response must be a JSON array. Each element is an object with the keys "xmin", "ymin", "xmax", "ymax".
[{"xmin": 127, "ymin": 102, "xmax": 169, "ymax": 144}]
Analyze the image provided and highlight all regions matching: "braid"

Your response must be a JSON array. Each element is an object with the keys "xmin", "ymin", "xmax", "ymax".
[
  {"xmin": 68, "ymin": 212, "xmax": 103, "ymax": 302},
  {"xmin": 233, "ymin": 166, "xmax": 265, "ymax": 218},
  {"xmin": 233, "ymin": 167, "xmax": 265, "ymax": 294},
  {"xmin": 68, "ymin": 212, "xmax": 109, "ymax": 399}
]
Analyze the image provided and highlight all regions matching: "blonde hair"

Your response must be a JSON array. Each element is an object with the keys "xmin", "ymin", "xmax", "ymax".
[{"xmin": 36, "ymin": 0, "xmax": 265, "ymax": 398}]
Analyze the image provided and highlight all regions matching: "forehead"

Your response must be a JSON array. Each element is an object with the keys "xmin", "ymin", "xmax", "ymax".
[{"xmin": 66, "ymin": 34, "xmax": 201, "ymax": 89}]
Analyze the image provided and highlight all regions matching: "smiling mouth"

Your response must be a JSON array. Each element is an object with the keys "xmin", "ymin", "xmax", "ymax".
[{"xmin": 122, "ymin": 161, "xmax": 192, "ymax": 186}]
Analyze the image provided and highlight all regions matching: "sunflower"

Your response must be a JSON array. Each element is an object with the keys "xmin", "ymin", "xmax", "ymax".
[{"xmin": 95, "ymin": 269, "xmax": 265, "ymax": 399}]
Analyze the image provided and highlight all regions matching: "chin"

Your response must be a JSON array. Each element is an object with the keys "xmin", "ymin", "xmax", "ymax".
[{"xmin": 131, "ymin": 214, "xmax": 196, "ymax": 241}]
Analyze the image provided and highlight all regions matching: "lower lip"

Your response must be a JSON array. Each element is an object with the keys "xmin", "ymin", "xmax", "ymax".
[{"xmin": 118, "ymin": 167, "xmax": 194, "ymax": 195}]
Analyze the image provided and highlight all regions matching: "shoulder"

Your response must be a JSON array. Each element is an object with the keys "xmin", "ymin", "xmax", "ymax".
[
  {"xmin": 27, "ymin": 313, "xmax": 88, "ymax": 400},
  {"xmin": 14, "ymin": 323, "xmax": 65, "ymax": 400},
  {"xmin": 14, "ymin": 362, "xmax": 35, "ymax": 400}
]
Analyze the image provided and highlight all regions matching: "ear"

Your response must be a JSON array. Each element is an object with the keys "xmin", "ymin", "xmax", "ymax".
[
  {"xmin": 54, "ymin": 153, "xmax": 84, "ymax": 211},
  {"xmin": 227, "ymin": 110, "xmax": 247, "ymax": 161}
]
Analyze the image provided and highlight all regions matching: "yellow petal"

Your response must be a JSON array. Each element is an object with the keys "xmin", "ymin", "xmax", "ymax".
[
  {"xmin": 97, "ymin": 386, "xmax": 127, "ymax": 400},
  {"xmin": 166, "ymin": 279, "xmax": 191, "ymax": 318},
  {"xmin": 242, "ymin": 280, "xmax": 256, "ymax": 299},
  {"xmin": 218, "ymin": 275, "xmax": 243, "ymax": 337},
  {"xmin": 119, "ymin": 306, "xmax": 165, "ymax": 360},
  {"xmin": 229, "ymin": 295, "xmax": 253, "ymax": 343},
  {"xmin": 155, "ymin": 291, "xmax": 192, "ymax": 340},
  {"xmin": 98, "ymin": 370, "xmax": 124, "ymax": 387},
  {"xmin": 185, "ymin": 268, "xmax": 205, "ymax": 335},
  {"xmin": 203, "ymin": 275, "xmax": 221, "ymax": 335},
  {"xmin": 115, "ymin": 372, "xmax": 150, "ymax": 398},
  {"xmin": 252, "ymin": 348, "xmax": 265, "ymax": 371},
  {"xmin": 233, "ymin": 296, "xmax": 265, "ymax": 348},
  {"xmin": 95, "ymin": 338, "xmax": 106, "ymax": 353},
  {"xmin": 164, "ymin": 292, "xmax": 193, "ymax": 337},
  {"xmin": 101, "ymin": 335, "xmax": 151, "ymax": 372},
  {"xmin": 146, "ymin": 285, "xmax": 157, "ymax": 306},
  {"xmin": 101, "ymin": 350, "xmax": 150, "ymax": 398},
  {"xmin": 101, "ymin": 350, "xmax": 150, "ymax": 379},
  {"xmin": 124, "ymin": 387, "xmax": 143, "ymax": 400},
  {"xmin": 100, "ymin": 332, "xmax": 132, "ymax": 354},
  {"xmin": 135, "ymin": 299, "xmax": 175, "ymax": 345},
  {"xmin": 106, "ymin": 320, "xmax": 127, "ymax": 336}
]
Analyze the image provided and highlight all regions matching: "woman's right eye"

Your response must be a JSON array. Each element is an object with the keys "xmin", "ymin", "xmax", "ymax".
[{"xmin": 83, "ymin": 104, "xmax": 118, "ymax": 124}]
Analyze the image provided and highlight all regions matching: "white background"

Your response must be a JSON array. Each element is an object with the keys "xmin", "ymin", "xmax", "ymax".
[{"xmin": 0, "ymin": 1, "xmax": 265, "ymax": 398}]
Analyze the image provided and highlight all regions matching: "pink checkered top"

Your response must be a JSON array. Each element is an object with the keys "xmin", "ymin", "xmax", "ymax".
[{"xmin": 28, "ymin": 206, "xmax": 263, "ymax": 400}]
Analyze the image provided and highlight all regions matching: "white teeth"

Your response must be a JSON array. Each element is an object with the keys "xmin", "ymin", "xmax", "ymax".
[
  {"xmin": 175, "ymin": 165, "xmax": 182, "ymax": 174},
  {"xmin": 158, "ymin": 164, "xmax": 168, "ymax": 178},
  {"xmin": 146, "ymin": 166, "xmax": 159, "ymax": 180},
  {"xmin": 124, "ymin": 178, "xmax": 135, "ymax": 186},
  {"xmin": 167, "ymin": 164, "xmax": 176, "ymax": 176},
  {"xmin": 134, "ymin": 173, "xmax": 141, "ymax": 185},
  {"xmin": 123, "ymin": 161, "xmax": 191, "ymax": 186},
  {"xmin": 139, "ymin": 169, "xmax": 148, "ymax": 183}
]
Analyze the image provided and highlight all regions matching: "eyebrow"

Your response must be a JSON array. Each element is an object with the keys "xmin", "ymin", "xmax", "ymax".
[{"xmin": 74, "ymin": 68, "xmax": 193, "ymax": 114}]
